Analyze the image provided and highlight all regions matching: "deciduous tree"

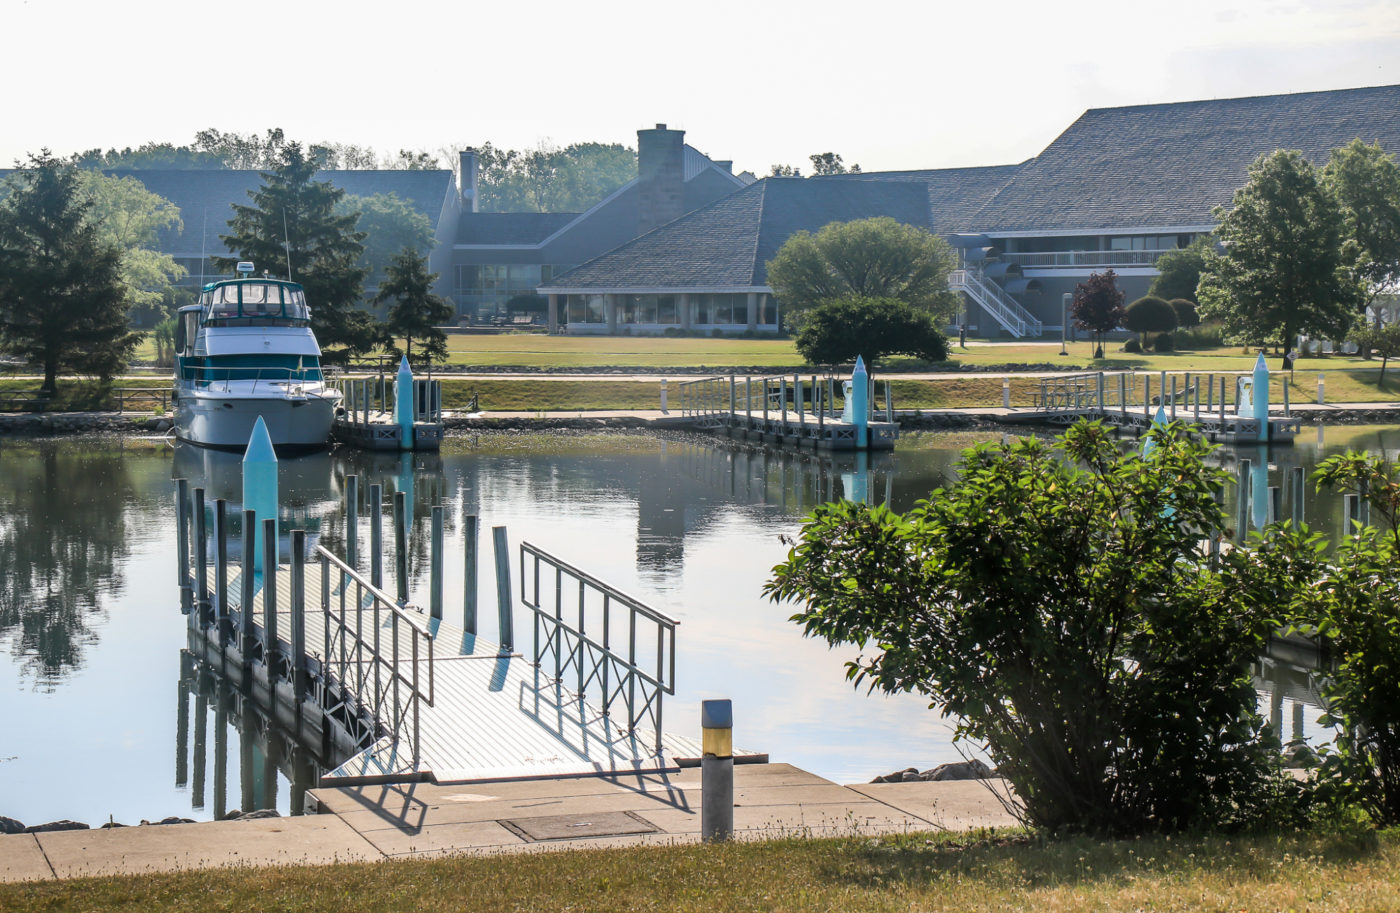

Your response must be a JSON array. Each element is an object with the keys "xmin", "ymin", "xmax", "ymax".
[
  {"xmin": 450, "ymin": 141, "xmax": 637, "ymax": 212},
  {"xmin": 0, "ymin": 153, "xmax": 138, "ymax": 390},
  {"xmin": 215, "ymin": 143, "xmax": 378, "ymax": 357},
  {"xmin": 1149, "ymin": 236, "xmax": 1212, "ymax": 302},
  {"xmin": 75, "ymin": 171, "xmax": 186, "ymax": 325},
  {"xmin": 1323, "ymin": 139, "xmax": 1400, "ymax": 312},
  {"xmin": 1198, "ymin": 150, "xmax": 1362, "ymax": 358},
  {"xmin": 336, "ymin": 192, "xmax": 435, "ymax": 289},
  {"xmin": 767, "ymin": 217, "xmax": 958, "ymax": 330},
  {"xmin": 1071, "ymin": 270, "xmax": 1126, "ymax": 358}
]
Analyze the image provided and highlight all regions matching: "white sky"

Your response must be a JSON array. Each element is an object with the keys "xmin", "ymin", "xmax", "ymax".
[{"xmin": 2, "ymin": 0, "xmax": 1398, "ymax": 174}]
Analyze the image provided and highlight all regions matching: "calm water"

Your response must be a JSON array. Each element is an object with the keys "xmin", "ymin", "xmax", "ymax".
[{"xmin": 0, "ymin": 424, "xmax": 1389, "ymax": 825}]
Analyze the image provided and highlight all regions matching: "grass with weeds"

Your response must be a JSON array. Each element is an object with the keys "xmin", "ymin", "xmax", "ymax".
[{"xmin": 2, "ymin": 828, "xmax": 1397, "ymax": 912}]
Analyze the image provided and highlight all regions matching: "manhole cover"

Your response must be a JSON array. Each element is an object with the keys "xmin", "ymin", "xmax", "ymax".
[{"xmin": 500, "ymin": 810, "xmax": 659, "ymax": 842}]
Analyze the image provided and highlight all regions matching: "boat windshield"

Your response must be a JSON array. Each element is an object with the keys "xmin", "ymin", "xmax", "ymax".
[{"xmin": 201, "ymin": 282, "xmax": 311, "ymax": 323}]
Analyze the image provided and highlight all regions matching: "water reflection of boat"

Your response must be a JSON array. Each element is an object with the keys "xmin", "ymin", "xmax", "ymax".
[{"xmin": 173, "ymin": 268, "xmax": 340, "ymax": 453}]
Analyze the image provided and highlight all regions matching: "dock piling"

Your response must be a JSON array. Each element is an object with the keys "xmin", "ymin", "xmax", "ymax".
[
  {"xmin": 263, "ymin": 517, "xmax": 278, "ymax": 673},
  {"xmin": 241, "ymin": 509, "xmax": 257, "ymax": 671},
  {"xmin": 346, "ymin": 475, "xmax": 358, "ymax": 569},
  {"xmin": 430, "ymin": 504, "xmax": 444, "ymax": 620},
  {"xmin": 370, "ymin": 483, "xmax": 383, "ymax": 589},
  {"xmin": 193, "ymin": 487, "xmax": 208, "ymax": 625},
  {"xmin": 177, "ymin": 478, "xmax": 192, "ymax": 610},
  {"xmin": 290, "ymin": 529, "xmax": 307, "ymax": 706},
  {"xmin": 463, "ymin": 513, "xmax": 479, "ymax": 634},
  {"xmin": 701, "ymin": 699, "xmax": 734, "ymax": 843},
  {"xmin": 214, "ymin": 499, "xmax": 229, "ymax": 637},
  {"xmin": 493, "ymin": 526, "xmax": 514, "ymax": 653},
  {"xmin": 394, "ymin": 491, "xmax": 408, "ymax": 605}
]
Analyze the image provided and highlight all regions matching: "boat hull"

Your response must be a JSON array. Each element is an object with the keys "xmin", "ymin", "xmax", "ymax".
[{"xmin": 175, "ymin": 390, "xmax": 337, "ymax": 452}]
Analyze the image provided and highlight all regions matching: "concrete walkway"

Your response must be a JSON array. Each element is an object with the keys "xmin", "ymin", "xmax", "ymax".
[{"xmin": 0, "ymin": 764, "xmax": 1017, "ymax": 881}]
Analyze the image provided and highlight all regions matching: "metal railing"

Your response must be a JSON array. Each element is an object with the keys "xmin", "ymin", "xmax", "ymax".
[
  {"xmin": 519, "ymin": 542, "xmax": 678, "ymax": 754},
  {"xmin": 317, "ymin": 546, "xmax": 435, "ymax": 768},
  {"xmin": 337, "ymin": 376, "xmax": 443, "ymax": 427},
  {"xmin": 178, "ymin": 365, "xmax": 331, "ymax": 397},
  {"xmin": 113, "ymin": 386, "xmax": 171, "ymax": 413},
  {"xmin": 1001, "ymin": 250, "xmax": 1164, "ymax": 268},
  {"xmin": 949, "ymin": 267, "xmax": 1043, "ymax": 337}
]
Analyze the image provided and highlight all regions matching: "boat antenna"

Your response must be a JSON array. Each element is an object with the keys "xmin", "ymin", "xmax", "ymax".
[
  {"xmin": 199, "ymin": 208, "xmax": 206, "ymax": 287},
  {"xmin": 282, "ymin": 208, "xmax": 293, "ymax": 281}
]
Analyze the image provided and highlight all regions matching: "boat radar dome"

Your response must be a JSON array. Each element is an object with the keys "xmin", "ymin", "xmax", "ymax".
[{"xmin": 236, "ymin": 261, "xmax": 256, "ymax": 276}]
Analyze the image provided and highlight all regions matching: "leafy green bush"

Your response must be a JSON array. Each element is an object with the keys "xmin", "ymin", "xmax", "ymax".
[
  {"xmin": 1170, "ymin": 298, "xmax": 1200, "ymax": 328},
  {"xmin": 767, "ymin": 421, "xmax": 1292, "ymax": 836},
  {"xmin": 1154, "ymin": 331, "xmax": 1175, "ymax": 352},
  {"xmin": 1284, "ymin": 452, "xmax": 1400, "ymax": 826},
  {"xmin": 1125, "ymin": 296, "xmax": 1180, "ymax": 338},
  {"xmin": 1174, "ymin": 322, "xmax": 1226, "ymax": 349},
  {"xmin": 1123, "ymin": 337, "xmax": 1143, "ymax": 354},
  {"xmin": 794, "ymin": 296, "xmax": 948, "ymax": 366}
]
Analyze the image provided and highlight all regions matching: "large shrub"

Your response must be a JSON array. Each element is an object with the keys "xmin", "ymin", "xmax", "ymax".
[
  {"xmin": 794, "ymin": 296, "xmax": 948, "ymax": 366},
  {"xmin": 767, "ymin": 421, "xmax": 1293, "ymax": 836},
  {"xmin": 1125, "ymin": 295, "xmax": 1180, "ymax": 339},
  {"xmin": 1171, "ymin": 298, "xmax": 1201, "ymax": 328}
]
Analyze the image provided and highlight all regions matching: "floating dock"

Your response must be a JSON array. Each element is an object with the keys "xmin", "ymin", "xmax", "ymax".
[
  {"xmin": 675, "ymin": 364, "xmax": 897, "ymax": 451},
  {"xmin": 1018, "ymin": 365, "xmax": 1301, "ymax": 444},
  {"xmin": 332, "ymin": 368, "xmax": 444, "ymax": 451},
  {"xmin": 172, "ymin": 477, "xmax": 754, "ymax": 790}
]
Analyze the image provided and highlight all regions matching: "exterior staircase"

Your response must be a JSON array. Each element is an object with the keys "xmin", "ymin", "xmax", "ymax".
[{"xmin": 949, "ymin": 266, "xmax": 1043, "ymax": 338}]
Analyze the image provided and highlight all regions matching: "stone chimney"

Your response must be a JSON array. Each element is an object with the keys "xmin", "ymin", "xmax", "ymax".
[
  {"xmin": 458, "ymin": 149, "xmax": 479, "ymax": 213},
  {"xmin": 637, "ymin": 124, "xmax": 685, "ymax": 235}
]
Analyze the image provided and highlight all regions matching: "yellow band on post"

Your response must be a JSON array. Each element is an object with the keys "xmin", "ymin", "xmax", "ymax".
[{"xmin": 702, "ymin": 726, "xmax": 732, "ymax": 759}]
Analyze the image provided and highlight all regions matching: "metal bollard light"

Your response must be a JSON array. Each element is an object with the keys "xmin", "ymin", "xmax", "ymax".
[{"xmin": 701, "ymin": 699, "xmax": 734, "ymax": 843}]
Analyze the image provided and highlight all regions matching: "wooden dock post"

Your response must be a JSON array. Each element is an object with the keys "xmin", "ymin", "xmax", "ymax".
[
  {"xmin": 1291, "ymin": 466, "xmax": 1306, "ymax": 525},
  {"xmin": 370, "ymin": 483, "xmax": 383, "ymax": 589},
  {"xmin": 1220, "ymin": 376, "xmax": 1227, "ymax": 422},
  {"xmin": 493, "ymin": 526, "xmax": 513, "ymax": 653},
  {"xmin": 241, "ymin": 509, "xmax": 257, "ymax": 672},
  {"xmin": 290, "ymin": 529, "xmax": 308, "ymax": 708},
  {"xmin": 1119, "ymin": 373, "xmax": 1127, "ymax": 416},
  {"xmin": 463, "ymin": 513, "xmax": 479, "ymax": 634},
  {"xmin": 214, "ymin": 499, "xmax": 229, "ymax": 639},
  {"xmin": 1144, "ymin": 374, "xmax": 1151, "ymax": 417},
  {"xmin": 262, "ymin": 517, "xmax": 278, "ymax": 673},
  {"xmin": 1236, "ymin": 461, "xmax": 1251, "ymax": 534},
  {"xmin": 394, "ymin": 491, "xmax": 408, "ymax": 606},
  {"xmin": 780, "ymin": 376, "xmax": 788, "ymax": 436},
  {"xmin": 177, "ymin": 478, "xmax": 192, "ymax": 611},
  {"xmin": 1194, "ymin": 379, "xmax": 1201, "ymax": 422},
  {"xmin": 193, "ymin": 487, "xmax": 209, "ymax": 625},
  {"xmin": 1207, "ymin": 373, "xmax": 1214, "ymax": 412},
  {"xmin": 346, "ymin": 474, "xmax": 358, "ymax": 569},
  {"xmin": 1171, "ymin": 375, "xmax": 1178, "ymax": 420},
  {"xmin": 430, "ymin": 504, "xmax": 444, "ymax": 620}
]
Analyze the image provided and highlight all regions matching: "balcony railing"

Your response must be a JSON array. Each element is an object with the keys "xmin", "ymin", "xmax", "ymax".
[{"xmin": 1001, "ymin": 250, "xmax": 1166, "ymax": 268}]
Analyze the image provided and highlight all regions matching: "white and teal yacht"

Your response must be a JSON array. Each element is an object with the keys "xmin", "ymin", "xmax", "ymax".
[{"xmin": 173, "ymin": 263, "xmax": 340, "ymax": 452}]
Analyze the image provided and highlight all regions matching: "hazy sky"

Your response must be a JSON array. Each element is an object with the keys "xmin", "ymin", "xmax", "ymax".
[{"xmin": 3, "ymin": 0, "xmax": 1398, "ymax": 174}]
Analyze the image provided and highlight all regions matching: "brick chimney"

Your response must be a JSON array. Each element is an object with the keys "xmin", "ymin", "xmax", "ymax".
[
  {"xmin": 637, "ymin": 124, "xmax": 685, "ymax": 235},
  {"xmin": 458, "ymin": 148, "xmax": 479, "ymax": 213}
]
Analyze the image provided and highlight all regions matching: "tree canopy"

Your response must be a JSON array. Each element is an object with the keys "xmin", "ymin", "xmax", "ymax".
[
  {"xmin": 0, "ymin": 153, "xmax": 139, "ymax": 390},
  {"xmin": 75, "ymin": 171, "xmax": 186, "ymax": 325},
  {"xmin": 794, "ymin": 296, "xmax": 948, "ymax": 366},
  {"xmin": 1323, "ymin": 139, "xmax": 1400, "ymax": 310},
  {"xmin": 336, "ymin": 192, "xmax": 435, "ymax": 289},
  {"xmin": 1149, "ymin": 236, "xmax": 1212, "ymax": 302},
  {"xmin": 458, "ymin": 141, "xmax": 637, "ymax": 212},
  {"xmin": 767, "ymin": 152, "xmax": 862, "ymax": 177},
  {"xmin": 766, "ymin": 217, "xmax": 958, "ymax": 329},
  {"xmin": 1198, "ymin": 149, "xmax": 1362, "ymax": 354},
  {"xmin": 215, "ymin": 143, "xmax": 378, "ymax": 356},
  {"xmin": 376, "ymin": 248, "xmax": 453, "ymax": 366},
  {"xmin": 1124, "ymin": 295, "xmax": 1179, "ymax": 338}
]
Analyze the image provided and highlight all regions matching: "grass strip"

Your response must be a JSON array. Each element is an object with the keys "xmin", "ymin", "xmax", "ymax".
[{"xmin": 1, "ymin": 828, "xmax": 1394, "ymax": 912}]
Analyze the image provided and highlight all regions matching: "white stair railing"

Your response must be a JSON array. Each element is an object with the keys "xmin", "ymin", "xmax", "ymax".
[{"xmin": 949, "ymin": 267, "xmax": 1043, "ymax": 338}]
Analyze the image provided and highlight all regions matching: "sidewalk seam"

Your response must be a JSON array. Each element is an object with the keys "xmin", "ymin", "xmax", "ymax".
[{"xmin": 32, "ymin": 834, "xmax": 57, "ymax": 880}]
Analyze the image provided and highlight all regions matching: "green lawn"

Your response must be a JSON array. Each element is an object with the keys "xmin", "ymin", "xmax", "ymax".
[{"xmin": 2, "ymin": 828, "xmax": 1396, "ymax": 912}]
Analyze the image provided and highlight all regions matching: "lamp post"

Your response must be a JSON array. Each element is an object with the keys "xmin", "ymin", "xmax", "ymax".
[{"xmin": 1060, "ymin": 293, "xmax": 1071, "ymax": 356}]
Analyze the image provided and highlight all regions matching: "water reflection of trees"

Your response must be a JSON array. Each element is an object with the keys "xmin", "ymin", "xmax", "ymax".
[{"xmin": 0, "ymin": 444, "xmax": 135, "ymax": 689}]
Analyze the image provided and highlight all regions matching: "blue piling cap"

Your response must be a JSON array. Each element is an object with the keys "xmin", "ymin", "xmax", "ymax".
[
  {"xmin": 852, "ymin": 355, "xmax": 867, "ymax": 376},
  {"xmin": 242, "ymin": 415, "xmax": 277, "ymax": 464},
  {"xmin": 398, "ymin": 355, "xmax": 413, "ymax": 376},
  {"xmin": 1254, "ymin": 352, "xmax": 1269, "ymax": 374},
  {"xmin": 701, "ymin": 699, "xmax": 732, "ymax": 729},
  {"xmin": 1153, "ymin": 403, "xmax": 1168, "ymax": 426}
]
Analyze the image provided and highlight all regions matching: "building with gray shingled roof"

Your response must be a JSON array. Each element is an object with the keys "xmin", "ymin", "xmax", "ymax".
[{"xmin": 540, "ymin": 84, "xmax": 1400, "ymax": 338}]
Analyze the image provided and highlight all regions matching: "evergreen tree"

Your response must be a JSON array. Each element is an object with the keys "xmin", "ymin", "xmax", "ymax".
[
  {"xmin": 215, "ymin": 143, "xmax": 378, "ymax": 357},
  {"xmin": 376, "ymin": 248, "xmax": 453, "ymax": 365},
  {"xmin": 0, "ymin": 153, "xmax": 137, "ymax": 391}
]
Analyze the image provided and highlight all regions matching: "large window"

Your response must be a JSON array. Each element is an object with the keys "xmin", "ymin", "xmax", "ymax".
[{"xmin": 454, "ymin": 263, "xmax": 572, "ymax": 322}]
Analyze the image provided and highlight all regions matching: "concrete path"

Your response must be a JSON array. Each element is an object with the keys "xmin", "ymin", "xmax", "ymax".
[{"xmin": 0, "ymin": 764, "xmax": 1018, "ymax": 881}]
